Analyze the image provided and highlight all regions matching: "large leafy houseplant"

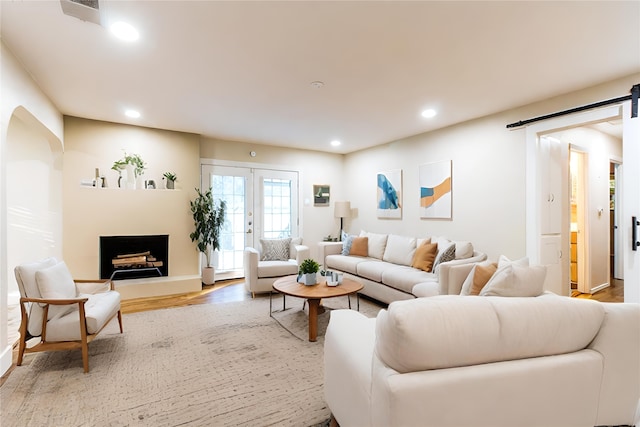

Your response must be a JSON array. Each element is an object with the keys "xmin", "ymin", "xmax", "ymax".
[{"xmin": 189, "ymin": 188, "xmax": 226, "ymax": 270}]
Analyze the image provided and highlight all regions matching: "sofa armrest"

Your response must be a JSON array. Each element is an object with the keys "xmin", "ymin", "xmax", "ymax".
[
  {"xmin": 318, "ymin": 241, "xmax": 343, "ymax": 267},
  {"xmin": 436, "ymin": 251, "xmax": 487, "ymax": 294},
  {"xmin": 325, "ymin": 310, "xmax": 377, "ymax": 427},
  {"xmin": 294, "ymin": 245, "xmax": 310, "ymax": 265}
]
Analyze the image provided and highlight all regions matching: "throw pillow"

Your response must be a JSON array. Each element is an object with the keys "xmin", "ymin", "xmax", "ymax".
[
  {"xmin": 341, "ymin": 232, "xmax": 356, "ymax": 255},
  {"xmin": 459, "ymin": 260, "xmax": 494, "ymax": 295},
  {"xmin": 455, "ymin": 241, "xmax": 474, "ymax": 259},
  {"xmin": 349, "ymin": 237, "xmax": 369, "ymax": 257},
  {"xmin": 469, "ymin": 262, "xmax": 498, "ymax": 295},
  {"xmin": 411, "ymin": 241, "xmax": 438, "ymax": 272},
  {"xmin": 480, "ymin": 264, "xmax": 547, "ymax": 297},
  {"xmin": 35, "ymin": 261, "xmax": 78, "ymax": 320},
  {"xmin": 433, "ymin": 240, "xmax": 456, "ymax": 272},
  {"xmin": 498, "ymin": 255, "xmax": 529, "ymax": 268},
  {"xmin": 260, "ymin": 238, "xmax": 292, "ymax": 261},
  {"xmin": 360, "ymin": 231, "xmax": 388, "ymax": 259}
]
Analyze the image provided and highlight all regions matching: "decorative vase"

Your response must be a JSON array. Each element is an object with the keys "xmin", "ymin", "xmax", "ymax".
[
  {"xmin": 302, "ymin": 273, "xmax": 317, "ymax": 286},
  {"xmin": 202, "ymin": 266, "xmax": 215, "ymax": 285},
  {"xmin": 166, "ymin": 179, "xmax": 175, "ymax": 189},
  {"xmin": 124, "ymin": 164, "xmax": 136, "ymax": 189}
]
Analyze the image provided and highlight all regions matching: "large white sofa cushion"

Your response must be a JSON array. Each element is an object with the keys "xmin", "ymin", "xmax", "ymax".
[
  {"xmin": 375, "ymin": 294, "xmax": 605, "ymax": 373},
  {"xmin": 360, "ymin": 231, "xmax": 388, "ymax": 259},
  {"xmin": 382, "ymin": 234, "xmax": 417, "ymax": 266},
  {"xmin": 356, "ymin": 260, "xmax": 389, "ymax": 282},
  {"xmin": 325, "ymin": 254, "xmax": 368, "ymax": 275},
  {"xmin": 256, "ymin": 260, "xmax": 299, "ymax": 278},
  {"xmin": 381, "ymin": 265, "xmax": 436, "ymax": 294}
]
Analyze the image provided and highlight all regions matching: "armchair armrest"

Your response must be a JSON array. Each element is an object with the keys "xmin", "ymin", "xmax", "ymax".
[
  {"xmin": 75, "ymin": 279, "xmax": 113, "ymax": 294},
  {"xmin": 294, "ymin": 245, "xmax": 310, "ymax": 265},
  {"xmin": 244, "ymin": 247, "xmax": 260, "ymax": 292}
]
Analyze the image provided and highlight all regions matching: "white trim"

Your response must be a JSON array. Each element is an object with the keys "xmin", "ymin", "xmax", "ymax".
[
  {"xmin": 590, "ymin": 282, "xmax": 610, "ymax": 294},
  {"xmin": 525, "ymin": 105, "xmax": 622, "ymax": 265}
]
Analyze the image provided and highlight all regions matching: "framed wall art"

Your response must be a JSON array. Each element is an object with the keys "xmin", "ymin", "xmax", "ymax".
[
  {"xmin": 376, "ymin": 169, "xmax": 402, "ymax": 219},
  {"xmin": 419, "ymin": 160, "xmax": 452, "ymax": 219},
  {"xmin": 313, "ymin": 185, "xmax": 330, "ymax": 206}
]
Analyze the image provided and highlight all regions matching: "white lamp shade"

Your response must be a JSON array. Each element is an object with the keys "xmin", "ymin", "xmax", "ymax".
[{"xmin": 334, "ymin": 201, "xmax": 351, "ymax": 218}]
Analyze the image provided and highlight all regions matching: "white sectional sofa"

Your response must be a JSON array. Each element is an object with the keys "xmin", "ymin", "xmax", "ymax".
[
  {"xmin": 318, "ymin": 231, "xmax": 486, "ymax": 304},
  {"xmin": 324, "ymin": 293, "xmax": 640, "ymax": 427}
]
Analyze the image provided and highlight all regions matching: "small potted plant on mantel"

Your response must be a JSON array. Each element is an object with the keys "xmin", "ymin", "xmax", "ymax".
[
  {"xmin": 162, "ymin": 172, "xmax": 177, "ymax": 189},
  {"xmin": 111, "ymin": 151, "xmax": 146, "ymax": 189},
  {"xmin": 189, "ymin": 188, "xmax": 226, "ymax": 285},
  {"xmin": 299, "ymin": 258, "xmax": 320, "ymax": 286}
]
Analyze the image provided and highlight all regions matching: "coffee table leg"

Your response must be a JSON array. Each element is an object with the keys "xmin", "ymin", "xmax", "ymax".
[{"xmin": 308, "ymin": 298, "xmax": 320, "ymax": 342}]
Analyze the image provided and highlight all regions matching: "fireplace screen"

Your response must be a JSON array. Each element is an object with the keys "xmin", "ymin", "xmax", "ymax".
[{"xmin": 100, "ymin": 235, "xmax": 169, "ymax": 280}]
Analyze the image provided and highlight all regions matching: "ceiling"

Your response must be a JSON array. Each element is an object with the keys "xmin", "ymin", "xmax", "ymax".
[{"xmin": 1, "ymin": 1, "xmax": 638, "ymax": 154}]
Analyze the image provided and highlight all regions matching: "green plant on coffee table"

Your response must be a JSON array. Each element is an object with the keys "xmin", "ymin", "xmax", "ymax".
[
  {"xmin": 111, "ymin": 151, "xmax": 146, "ymax": 177},
  {"xmin": 299, "ymin": 258, "xmax": 320, "ymax": 275}
]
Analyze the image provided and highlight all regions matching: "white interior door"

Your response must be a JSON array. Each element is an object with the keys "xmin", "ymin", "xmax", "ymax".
[
  {"xmin": 201, "ymin": 163, "xmax": 300, "ymax": 279},
  {"xmin": 622, "ymin": 101, "xmax": 640, "ymax": 303}
]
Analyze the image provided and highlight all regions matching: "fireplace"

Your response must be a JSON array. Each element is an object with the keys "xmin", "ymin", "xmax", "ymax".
[{"xmin": 100, "ymin": 235, "xmax": 169, "ymax": 280}]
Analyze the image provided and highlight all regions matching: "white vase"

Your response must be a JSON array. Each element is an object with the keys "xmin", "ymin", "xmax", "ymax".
[
  {"xmin": 124, "ymin": 164, "xmax": 136, "ymax": 189},
  {"xmin": 202, "ymin": 266, "xmax": 215, "ymax": 285},
  {"xmin": 303, "ymin": 273, "xmax": 317, "ymax": 285}
]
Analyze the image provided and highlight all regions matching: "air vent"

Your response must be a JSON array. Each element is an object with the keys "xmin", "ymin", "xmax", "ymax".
[{"xmin": 60, "ymin": 0, "xmax": 101, "ymax": 26}]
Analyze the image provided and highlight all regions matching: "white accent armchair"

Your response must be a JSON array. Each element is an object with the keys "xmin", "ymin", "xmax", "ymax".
[
  {"xmin": 244, "ymin": 237, "xmax": 310, "ymax": 297},
  {"xmin": 14, "ymin": 258, "xmax": 123, "ymax": 373}
]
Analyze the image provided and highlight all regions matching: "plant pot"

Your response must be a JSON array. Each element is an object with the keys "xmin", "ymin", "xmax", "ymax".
[
  {"xmin": 302, "ymin": 273, "xmax": 317, "ymax": 286},
  {"xmin": 166, "ymin": 179, "xmax": 175, "ymax": 189},
  {"xmin": 202, "ymin": 266, "xmax": 215, "ymax": 285},
  {"xmin": 124, "ymin": 164, "xmax": 136, "ymax": 189}
]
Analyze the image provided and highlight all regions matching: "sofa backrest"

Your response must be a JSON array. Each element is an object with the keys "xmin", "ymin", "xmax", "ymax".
[{"xmin": 375, "ymin": 294, "xmax": 605, "ymax": 374}]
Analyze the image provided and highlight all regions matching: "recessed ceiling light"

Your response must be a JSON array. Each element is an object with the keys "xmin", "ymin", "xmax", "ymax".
[
  {"xmin": 330, "ymin": 140, "xmax": 341, "ymax": 147},
  {"xmin": 110, "ymin": 21, "xmax": 139, "ymax": 42},
  {"xmin": 125, "ymin": 109, "xmax": 141, "ymax": 118},
  {"xmin": 421, "ymin": 109, "xmax": 437, "ymax": 118},
  {"xmin": 310, "ymin": 81, "xmax": 325, "ymax": 89}
]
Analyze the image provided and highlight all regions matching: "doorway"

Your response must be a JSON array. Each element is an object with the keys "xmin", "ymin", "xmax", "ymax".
[
  {"xmin": 569, "ymin": 149, "xmax": 588, "ymax": 294},
  {"xmin": 201, "ymin": 163, "xmax": 300, "ymax": 279}
]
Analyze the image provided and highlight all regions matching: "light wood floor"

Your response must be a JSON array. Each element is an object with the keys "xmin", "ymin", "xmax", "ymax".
[{"xmin": 571, "ymin": 278, "xmax": 624, "ymax": 303}]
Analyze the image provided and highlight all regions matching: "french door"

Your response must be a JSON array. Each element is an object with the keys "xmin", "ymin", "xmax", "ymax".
[{"xmin": 201, "ymin": 163, "xmax": 299, "ymax": 278}]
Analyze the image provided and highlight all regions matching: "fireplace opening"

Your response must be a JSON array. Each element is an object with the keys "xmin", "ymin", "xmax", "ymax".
[{"xmin": 100, "ymin": 235, "xmax": 168, "ymax": 280}]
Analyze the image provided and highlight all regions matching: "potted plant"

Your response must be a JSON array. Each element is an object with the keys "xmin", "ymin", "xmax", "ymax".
[
  {"xmin": 189, "ymin": 188, "xmax": 226, "ymax": 285},
  {"xmin": 112, "ymin": 151, "xmax": 146, "ymax": 189},
  {"xmin": 163, "ymin": 172, "xmax": 177, "ymax": 189},
  {"xmin": 299, "ymin": 258, "xmax": 320, "ymax": 285}
]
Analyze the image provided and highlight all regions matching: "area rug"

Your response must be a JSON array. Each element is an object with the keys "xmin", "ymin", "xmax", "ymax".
[{"xmin": 0, "ymin": 294, "xmax": 384, "ymax": 426}]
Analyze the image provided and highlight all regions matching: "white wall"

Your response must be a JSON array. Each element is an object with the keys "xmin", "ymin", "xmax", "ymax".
[
  {"xmin": 0, "ymin": 41, "xmax": 64, "ymax": 376},
  {"xmin": 200, "ymin": 137, "xmax": 345, "ymax": 261}
]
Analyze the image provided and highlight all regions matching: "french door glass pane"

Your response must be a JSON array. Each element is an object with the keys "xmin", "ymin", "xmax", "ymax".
[
  {"xmin": 210, "ymin": 174, "xmax": 245, "ymax": 271},
  {"xmin": 263, "ymin": 178, "xmax": 292, "ymax": 238}
]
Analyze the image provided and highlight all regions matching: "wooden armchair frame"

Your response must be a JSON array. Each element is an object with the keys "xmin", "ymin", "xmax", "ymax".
[{"xmin": 17, "ymin": 279, "xmax": 123, "ymax": 373}]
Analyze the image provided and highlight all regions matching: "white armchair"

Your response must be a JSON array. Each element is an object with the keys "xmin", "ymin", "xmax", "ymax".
[
  {"xmin": 14, "ymin": 258, "xmax": 123, "ymax": 373},
  {"xmin": 244, "ymin": 237, "xmax": 310, "ymax": 297}
]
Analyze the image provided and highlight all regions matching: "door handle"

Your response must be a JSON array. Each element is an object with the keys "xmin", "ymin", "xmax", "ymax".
[
  {"xmin": 633, "ymin": 216, "xmax": 639, "ymax": 251},
  {"xmin": 246, "ymin": 229, "xmax": 252, "ymax": 234}
]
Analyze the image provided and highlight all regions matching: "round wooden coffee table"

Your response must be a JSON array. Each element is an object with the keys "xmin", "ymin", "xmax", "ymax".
[{"xmin": 272, "ymin": 275, "xmax": 364, "ymax": 342}]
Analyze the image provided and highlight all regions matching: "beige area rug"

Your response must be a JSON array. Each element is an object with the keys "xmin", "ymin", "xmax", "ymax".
[{"xmin": 1, "ymin": 293, "xmax": 384, "ymax": 426}]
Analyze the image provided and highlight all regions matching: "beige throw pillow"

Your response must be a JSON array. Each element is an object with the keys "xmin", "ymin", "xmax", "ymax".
[
  {"xmin": 349, "ymin": 237, "xmax": 369, "ymax": 257},
  {"xmin": 469, "ymin": 262, "xmax": 498, "ymax": 295},
  {"xmin": 411, "ymin": 241, "xmax": 438, "ymax": 272},
  {"xmin": 480, "ymin": 264, "xmax": 547, "ymax": 297},
  {"xmin": 35, "ymin": 261, "xmax": 78, "ymax": 320}
]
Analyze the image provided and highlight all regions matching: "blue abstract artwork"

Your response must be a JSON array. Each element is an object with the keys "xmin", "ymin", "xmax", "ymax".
[{"xmin": 377, "ymin": 169, "xmax": 402, "ymax": 218}]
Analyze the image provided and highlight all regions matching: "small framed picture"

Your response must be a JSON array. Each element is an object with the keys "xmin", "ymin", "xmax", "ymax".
[{"xmin": 313, "ymin": 185, "xmax": 330, "ymax": 206}]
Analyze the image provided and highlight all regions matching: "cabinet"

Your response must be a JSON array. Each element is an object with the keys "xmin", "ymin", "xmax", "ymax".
[{"xmin": 539, "ymin": 136, "xmax": 567, "ymax": 235}]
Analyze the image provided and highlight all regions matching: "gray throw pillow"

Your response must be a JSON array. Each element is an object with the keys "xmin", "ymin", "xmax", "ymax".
[{"xmin": 260, "ymin": 238, "xmax": 292, "ymax": 261}]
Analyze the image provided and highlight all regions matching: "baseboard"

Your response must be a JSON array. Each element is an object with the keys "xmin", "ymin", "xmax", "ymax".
[
  {"xmin": 0, "ymin": 344, "xmax": 13, "ymax": 377},
  {"xmin": 590, "ymin": 282, "xmax": 610, "ymax": 294}
]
